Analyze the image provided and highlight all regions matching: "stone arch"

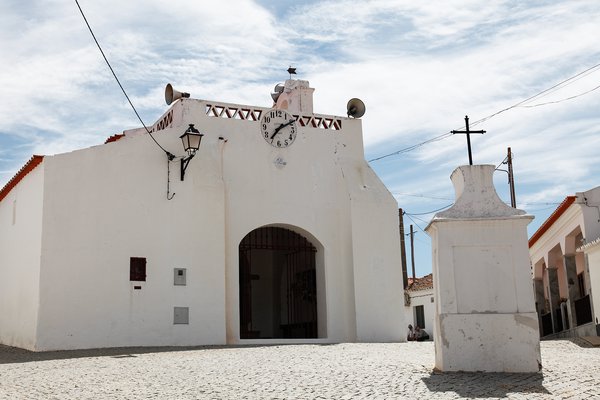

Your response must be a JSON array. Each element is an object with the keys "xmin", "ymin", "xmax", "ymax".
[{"xmin": 564, "ymin": 225, "xmax": 583, "ymax": 255}]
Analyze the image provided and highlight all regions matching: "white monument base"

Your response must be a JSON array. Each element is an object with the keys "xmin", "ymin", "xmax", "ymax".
[
  {"xmin": 426, "ymin": 165, "xmax": 541, "ymax": 373},
  {"xmin": 436, "ymin": 313, "xmax": 540, "ymax": 372}
]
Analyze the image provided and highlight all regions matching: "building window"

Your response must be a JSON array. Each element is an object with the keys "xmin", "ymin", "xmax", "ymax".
[
  {"xmin": 578, "ymin": 273, "xmax": 585, "ymax": 297},
  {"xmin": 130, "ymin": 257, "xmax": 146, "ymax": 281},
  {"xmin": 415, "ymin": 305, "xmax": 425, "ymax": 329}
]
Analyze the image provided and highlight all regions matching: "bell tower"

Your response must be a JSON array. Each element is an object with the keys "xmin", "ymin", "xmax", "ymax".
[{"xmin": 272, "ymin": 79, "xmax": 315, "ymax": 114}]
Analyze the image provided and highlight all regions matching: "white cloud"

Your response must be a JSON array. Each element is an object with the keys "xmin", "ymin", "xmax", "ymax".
[{"xmin": 2, "ymin": 0, "xmax": 600, "ymax": 273}]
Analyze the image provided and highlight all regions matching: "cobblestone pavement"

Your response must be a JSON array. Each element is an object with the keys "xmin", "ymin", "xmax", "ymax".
[{"xmin": 0, "ymin": 340, "xmax": 598, "ymax": 399}]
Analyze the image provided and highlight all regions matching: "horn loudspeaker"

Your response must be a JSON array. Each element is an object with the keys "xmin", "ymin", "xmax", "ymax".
[
  {"xmin": 165, "ymin": 83, "xmax": 190, "ymax": 105},
  {"xmin": 346, "ymin": 98, "xmax": 366, "ymax": 118}
]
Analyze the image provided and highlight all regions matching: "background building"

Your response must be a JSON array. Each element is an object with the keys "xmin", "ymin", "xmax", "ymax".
[
  {"xmin": 529, "ymin": 186, "xmax": 600, "ymax": 338},
  {"xmin": 404, "ymin": 273, "xmax": 434, "ymax": 339}
]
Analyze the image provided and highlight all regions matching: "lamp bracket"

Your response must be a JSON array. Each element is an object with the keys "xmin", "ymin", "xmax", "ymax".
[{"xmin": 181, "ymin": 153, "xmax": 195, "ymax": 181}]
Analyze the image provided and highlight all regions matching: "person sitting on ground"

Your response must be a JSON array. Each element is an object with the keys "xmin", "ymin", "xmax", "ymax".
[
  {"xmin": 415, "ymin": 325, "xmax": 430, "ymax": 341},
  {"xmin": 407, "ymin": 324, "xmax": 416, "ymax": 341}
]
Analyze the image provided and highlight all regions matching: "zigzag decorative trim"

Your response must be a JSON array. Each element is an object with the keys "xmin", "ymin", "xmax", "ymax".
[
  {"xmin": 205, "ymin": 104, "xmax": 263, "ymax": 121},
  {"xmin": 204, "ymin": 104, "xmax": 342, "ymax": 131},
  {"xmin": 153, "ymin": 109, "xmax": 174, "ymax": 132},
  {"xmin": 296, "ymin": 115, "xmax": 342, "ymax": 130}
]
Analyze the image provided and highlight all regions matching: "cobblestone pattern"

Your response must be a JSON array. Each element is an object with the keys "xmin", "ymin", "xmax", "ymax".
[{"xmin": 0, "ymin": 340, "xmax": 598, "ymax": 399}]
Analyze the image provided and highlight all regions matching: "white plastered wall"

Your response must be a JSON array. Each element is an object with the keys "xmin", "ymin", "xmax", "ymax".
[
  {"xmin": 427, "ymin": 165, "xmax": 540, "ymax": 373},
  {"xmin": 0, "ymin": 165, "xmax": 44, "ymax": 350},
  {"xmin": 579, "ymin": 187, "xmax": 600, "ymax": 245},
  {"xmin": 35, "ymin": 112, "xmax": 227, "ymax": 350},
  {"xmin": 217, "ymin": 99, "xmax": 404, "ymax": 344},
  {"xmin": 429, "ymin": 218, "xmax": 541, "ymax": 372},
  {"xmin": 582, "ymin": 241, "xmax": 600, "ymax": 325},
  {"xmin": 31, "ymin": 97, "xmax": 404, "ymax": 350},
  {"xmin": 344, "ymin": 163, "xmax": 405, "ymax": 342}
]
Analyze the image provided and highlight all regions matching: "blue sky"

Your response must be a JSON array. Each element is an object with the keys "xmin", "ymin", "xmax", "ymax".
[{"xmin": 2, "ymin": 1, "xmax": 600, "ymax": 277}]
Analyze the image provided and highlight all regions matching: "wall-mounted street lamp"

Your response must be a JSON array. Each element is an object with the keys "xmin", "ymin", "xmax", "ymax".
[{"xmin": 179, "ymin": 124, "xmax": 204, "ymax": 181}]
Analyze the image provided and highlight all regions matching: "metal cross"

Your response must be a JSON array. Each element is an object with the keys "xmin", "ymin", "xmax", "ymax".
[{"xmin": 451, "ymin": 115, "xmax": 485, "ymax": 165}]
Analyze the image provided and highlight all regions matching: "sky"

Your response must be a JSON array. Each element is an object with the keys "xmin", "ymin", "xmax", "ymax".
[{"xmin": 1, "ymin": 0, "xmax": 600, "ymax": 278}]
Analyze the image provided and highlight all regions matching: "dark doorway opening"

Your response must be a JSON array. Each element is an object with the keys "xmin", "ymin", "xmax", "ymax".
[
  {"xmin": 239, "ymin": 227, "xmax": 318, "ymax": 339},
  {"xmin": 415, "ymin": 305, "xmax": 425, "ymax": 329}
]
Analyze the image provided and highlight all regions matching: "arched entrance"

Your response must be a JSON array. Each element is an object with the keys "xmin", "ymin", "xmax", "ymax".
[{"xmin": 239, "ymin": 226, "xmax": 318, "ymax": 339}]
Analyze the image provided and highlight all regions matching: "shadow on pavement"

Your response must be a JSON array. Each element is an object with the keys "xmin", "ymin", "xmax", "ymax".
[
  {"xmin": 422, "ymin": 371, "xmax": 550, "ymax": 398},
  {"xmin": 0, "ymin": 344, "xmax": 215, "ymax": 364},
  {"xmin": 0, "ymin": 343, "xmax": 339, "ymax": 365}
]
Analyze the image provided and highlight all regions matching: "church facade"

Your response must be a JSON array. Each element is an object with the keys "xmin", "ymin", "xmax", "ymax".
[{"xmin": 0, "ymin": 80, "xmax": 406, "ymax": 351}]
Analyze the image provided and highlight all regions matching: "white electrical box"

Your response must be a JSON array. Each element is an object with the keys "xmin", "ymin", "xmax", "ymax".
[
  {"xmin": 174, "ymin": 268, "xmax": 186, "ymax": 285},
  {"xmin": 173, "ymin": 307, "xmax": 189, "ymax": 324}
]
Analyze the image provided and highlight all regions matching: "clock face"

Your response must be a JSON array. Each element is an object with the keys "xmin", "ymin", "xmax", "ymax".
[{"xmin": 260, "ymin": 109, "xmax": 297, "ymax": 148}]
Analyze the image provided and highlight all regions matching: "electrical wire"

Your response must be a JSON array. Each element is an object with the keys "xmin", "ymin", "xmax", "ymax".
[
  {"xmin": 74, "ymin": 0, "xmax": 173, "ymax": 158},
  {"xmin": 405, "ymin": 213, "xmax": 427, "ymax": 234},
  {"xmin": 525, "ymin": 204, "xmax": 563, "ymax": 212},
  {"xmin": 368, "ymin": 132, "xmax": 452, "ymax": 162},
  {"xmin": 521, "ymin": 202, "xmax": 561, "ymax": 205},
  {"xmin": 495, "ymin": 155, "xmax": 508, "ymax": 170},
  {"xmin": 405, "ymin": 203, "xmax": 453, "ymax": 216},
  {"xmin": 369, "ymin": 61, "xmax": 600, "ymax": 163},
  {"xmin": 517, "ymin": 64, "xmax": 600, "ymax": 104},
  {"xmin": 519, "ymin": 83, "xmax": 600, "ymax": 108},
  {"xmin": 408, "ymin": 214, "xmax": 431, "ymax": 225},
  {"xmin": 392, "ymin": 192, "xmax": 454, "ymax": 201},
  {"xmin": 468, "ymin": 61, "xmax": 600, "ymax": 127}
]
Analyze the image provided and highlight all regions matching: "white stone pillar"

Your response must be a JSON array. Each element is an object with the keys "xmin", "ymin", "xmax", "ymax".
[{"xmin": 425, "ymin": 165, "xmax": 541, "ymax": 372}]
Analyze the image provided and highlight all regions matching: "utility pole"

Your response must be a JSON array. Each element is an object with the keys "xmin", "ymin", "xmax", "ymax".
[
  {"xmin": 410, "ymin": 224, "xmax": 416, "ymax": 281},
  {"xmin": 399, "ymin": 209, "xmax": 408, "ymax": 290},
  {"xmin": 507, "ymin": 147, "xmax": 516, "ymax": 208}
]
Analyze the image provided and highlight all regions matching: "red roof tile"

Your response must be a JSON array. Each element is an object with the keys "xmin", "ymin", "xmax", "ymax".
[
  {"xmin": 528, "ymin": 196, "xmax": 577, "ymax": 248},
  {"xmin": 407, "ymin": 273, "xmax": 433, "ymax": 291},
  {"xmin": 104, "ymin": 134, "xmax": 125, "ymax": 144},
  {"xmin": 0, "ymin": 155, "xmax": 45, "ymax": 203}
]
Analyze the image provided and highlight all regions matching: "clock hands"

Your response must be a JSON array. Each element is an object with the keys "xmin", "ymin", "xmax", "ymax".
[
  {"xmin": 261, "ymin": 109, "xmax": 297, "ymax": 148},
  {"xmin": 270, "ymin": 119, "xmax": 295, "ymax": 139}
]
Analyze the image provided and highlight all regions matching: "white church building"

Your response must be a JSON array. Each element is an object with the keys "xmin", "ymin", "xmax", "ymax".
[{"xmin": 0, "ymin": 79, "xmax": 406, "ymax": 351}]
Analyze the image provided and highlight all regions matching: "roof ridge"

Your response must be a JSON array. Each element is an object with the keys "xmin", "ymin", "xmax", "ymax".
[
  {"xmin": 104, "ymin": 134, "xmax": 125, "ymax": 144},
  {"xmin": 528, "ymin": 196, "xmax": 577, "ymax": 248},
  {"xmin": 0, "ymin": 155, "xmax": 45, "ymax": 203},
  {"xmin": 407, "ymin": 273, "xmax": 433, "ymax": 291}
]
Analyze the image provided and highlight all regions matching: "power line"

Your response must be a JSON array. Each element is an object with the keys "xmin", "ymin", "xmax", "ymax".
[
  {"xmin": 519, "ymin": 83, "xmax": 600, "ymax": 108},
  {"xmin": 518, "ymin": 63, "xmax": 600, "ymax": 104},
  {"xmin": 392, "ymin": 192, "xmax": 454, "ymax": 201},
  {"xmin": 521, "ymin": 202, "xmax": 561, "ymax": 205},
  {"xmin": 405, "ymin": 203, "xmax": 453, "ymax": 216},
  {"xmin": 405, "ymin": 213, "xmax": 427, "ymax": 234},
  {"xmin": 408, "ymin": 214, "xmax": 431, "ymax": 225},
  {"xmin": 526, "ymin": 204, "xmax": 562, "ymax": 212},
  {"xmin": 469, "ymin": 61, "xmax": 600, "ymax": 127},
  {"xmin": 495, "ymin": 155, "xmax": 508, "ymax": 170},
  {"xmin": 74, "ymin": 0, "xmax": 173, "ymax": 158},
  {"xmin": 368, "ymin": 61, "xmax": 600, "ymax": 163},
  {"xmin": 368, "ymin": 132, "xmax": 452, "ymax": 162}
]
